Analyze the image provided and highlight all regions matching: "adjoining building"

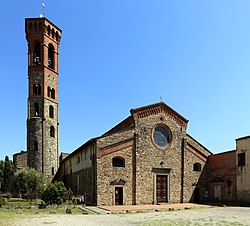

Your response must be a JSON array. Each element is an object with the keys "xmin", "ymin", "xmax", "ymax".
[
  {"xmin": 236, "ymin": 136, "xmax": 250, "ymax": 202},
  {"xmin": 206, "ymin": 150, "xmax": 237, "ymax": 203},
  {"xmin": 13, "ymin": 151, "xmax": 27, "ymax": 170}
]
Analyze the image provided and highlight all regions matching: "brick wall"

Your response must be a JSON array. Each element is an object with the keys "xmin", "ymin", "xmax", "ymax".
[{"xmin": 206, "ymin": 150, "xmax": 237, "ymax": 203}]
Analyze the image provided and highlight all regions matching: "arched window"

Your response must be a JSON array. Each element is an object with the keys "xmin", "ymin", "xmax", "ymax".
[
  {"xmin": 56, "ymin": 31, "xmax": 59, "ymax": 42},
  {"xmin": 51, "ymin": 88, "xmax": 55, "ymax": 99},
  {"xmin": 34, "ymin": 41, "xmax": 41, "ymax": 65},
  {"xmin": 34, "ymin": 103, "xmax": 40, "ymax": 116},
  {"xmin": 112, "ymin": 157, "xmax": 125, "ymax": 167},
  {"xmin": 47, "ymin": 25, "xmax": 51, "ymax": 36},
  {"xmin": 34, "ymin": 141, "xmax": 38, "ymax": 150},
  {"xmin": 47, "ymin": 86, "xmax": 55, "ymax": 99},
  {"xmin": 48, "ymin": 44, "xmax": 54, "ymax": 69},
  {"xmin": 52, "ymin": 28, "xmax": 55, "ymax": 39},
  {"xmin": 50, "ymin": 126, "xmax": 55, "ymax": 137},
  {"xmin": 193, "ymin": 163, "xmax": 201, "ymax": 172},
  {"xmin": 47, "ymin": 86, "xmax": 51, "ymax": 97},
  {"xmin": 33, "ymin": 84, "xmax": 41, "ymax": 95},
  {"xmin": 49, "ymin": 105, "xmax": 54, "ymax": 118}
]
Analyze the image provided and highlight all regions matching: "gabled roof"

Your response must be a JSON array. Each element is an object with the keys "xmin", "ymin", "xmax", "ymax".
[
  {"xmin": 186, "ymin": 134, "xmax": 213, "ymax": 155},
  {"xmin": 102, "ymin": 116, "xmax": 135, "ymax": 137},
  {"xmin": 60, "ymin": 138, "xmax": 98, "ymax": 163},
  {"xmin": 130, "ymin": 102, "xmax": 189, "ymax": 128}
]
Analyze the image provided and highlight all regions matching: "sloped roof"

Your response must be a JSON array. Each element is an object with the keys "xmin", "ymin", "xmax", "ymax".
[{"xmin": 102, "ymin": 116, "xmax": 135, "ymax": 137}]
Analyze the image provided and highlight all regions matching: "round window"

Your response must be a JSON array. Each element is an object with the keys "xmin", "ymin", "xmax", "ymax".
[{"xmin": 152, "ymin": 125, "xmax": 171, "ymax": 149}]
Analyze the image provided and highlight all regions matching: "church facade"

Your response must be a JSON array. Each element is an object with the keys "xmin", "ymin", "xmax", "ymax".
[{"xmin": 59, "ymin": 102, "xmax": 212, "ymax": 205}]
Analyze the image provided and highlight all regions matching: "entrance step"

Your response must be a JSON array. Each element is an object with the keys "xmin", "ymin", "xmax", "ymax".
[{"xmin": 80, "ymin": 206, "xmax": 111, "ymax": 215}]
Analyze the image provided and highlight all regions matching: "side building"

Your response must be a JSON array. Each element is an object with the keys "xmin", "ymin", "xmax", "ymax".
[
  {"xmin": 59, "ymin": 102, "xmax": 212, "ymax": 205},
  {"xmin": 236, "ymin": 136, "xmax": 250, "ymax": 203},
  {"xmin": 206, "ymin": 150, "xmax": 237, "ymax": 204},
  {"xmin": 13, "ymin": 151, "xmax": 27, "ymax": 170}
]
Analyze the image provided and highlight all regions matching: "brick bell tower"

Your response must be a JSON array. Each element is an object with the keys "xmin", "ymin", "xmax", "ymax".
[{"xmin": 25, "ymin": 17, "xmax": 62, "ymax": 182}]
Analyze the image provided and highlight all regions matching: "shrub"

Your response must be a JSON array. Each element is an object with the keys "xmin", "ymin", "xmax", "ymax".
[
  {"xmin": 0, "ymin": 197, "xmax": 5, "ymax": 207},
  {"xmin": 41, "ymin": 181, "xmax": 68, "ymax": 206},
  {"xmin": 72, "ymin": 196, "xmax": 77, "ymax": 205}
]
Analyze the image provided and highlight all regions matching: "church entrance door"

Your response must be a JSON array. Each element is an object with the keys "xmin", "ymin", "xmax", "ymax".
[
  {"xmin": 115, "ymin": 187, "xmax": 123, "ymax": 205},
  {"xmin": 156, "ymin": 175, "xmax": 168, "ymax": 203}
]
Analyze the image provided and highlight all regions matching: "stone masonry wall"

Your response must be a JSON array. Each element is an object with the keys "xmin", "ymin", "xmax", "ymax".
[
  {"xmin": 134, "ymin": 112, "xmax": 186, "ymax": 204},
  {"xmin": 183, "ymin": 146, "xmax": 207, "ymax": 203},
  {"xmin": 183, "ymin": 136, "xmax": 211, "ymax": 203},
  {"xmin": 44, "ymin": 99, "xmax": 59, "ymax": 182},
  {"xmin": 13, "ymin": 151, "xmax": 27, "ymax": 170},
  {"xmin": 96, "ymin": 129, "xmax": 134, "ymax": 205},
  {"xmin": 97, "ymin": 129, "xmax": 135, "ymax": 149},
  {"xmin": 27, "ymin": 117, "xmax": 43, "ymax": 172},
  {"xmin": 96, "ymin": 146, "xmax": 133, "ymax": 205},
  {"xmin": 60, "ymin": 142, "xmax": 96, "ymax": 205}
]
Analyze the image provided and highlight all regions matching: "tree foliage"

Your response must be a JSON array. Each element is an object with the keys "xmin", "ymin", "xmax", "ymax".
[
  {"xmin": 14, "ymin": 168, "xmax": 44, "ymax": 200},
  {"xmin": 0, "ymin": 197, "xmax": 5, "ymax": 207},
  {"xmin": 0, "ymin": 160, "xmax": 4, "ymax": 191},
  {"xmin": 41, "ymin": 181, "xmax": 68, "ymax": 206},
  {"xmin": 2, "ymin": 156, "xmax": 14, "ymax": 193}
]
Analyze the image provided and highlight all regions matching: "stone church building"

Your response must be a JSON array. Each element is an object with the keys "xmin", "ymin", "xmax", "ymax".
[
  {"xmin": 58, "ymin": 102, "xmax": 212, "ymax": 205},
  {"xmin": 12, "ymin": 16, "xmax": 250, "ymax": 206}
]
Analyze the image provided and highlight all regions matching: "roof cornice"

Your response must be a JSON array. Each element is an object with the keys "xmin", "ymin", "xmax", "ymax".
[{"xmin": 130, "ymin": 102, "xmax": 188, "ymax": 128}]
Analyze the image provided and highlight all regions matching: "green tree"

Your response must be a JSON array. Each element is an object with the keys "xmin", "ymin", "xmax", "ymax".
[
  {"xmin": 14, "ymin": 168, "xmax": 44, "ymax": 200},
  {"xmin": 2, "ymin": 156, "xmax": 14, "ymax": 193},
  {"xmin": 41, "ymin": 181, "xmax": 68, "ymax": 206},
  {"xmin": 0, "ymin": 160, "xmax": 4, "ymax": 191}
]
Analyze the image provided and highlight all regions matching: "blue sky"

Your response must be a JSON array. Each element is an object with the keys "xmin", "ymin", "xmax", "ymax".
[{"xmin": 1, "ymin": 1, "xmax": 250, "ymax": 160}]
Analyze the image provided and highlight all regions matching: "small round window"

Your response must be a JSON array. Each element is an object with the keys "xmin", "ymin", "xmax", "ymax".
[{"xmin": 152, "ymin": 125, "xmax": 171, "ymax": 149}]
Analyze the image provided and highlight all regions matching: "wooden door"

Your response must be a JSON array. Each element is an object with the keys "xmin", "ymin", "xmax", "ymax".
[
  {"xmin": 115, "ymin": 187, "xmax": 123, "ymax": 205},
  {"xmin": 156, "ymin": 175, "xmax": 168, "ymax": 203},
  {"xmin": 214, "ymin": 184, "xmax": 221, "ymax": 202},
  {"xmin": 194, "ymin": 187, "xmax": 200, "ymax": 203}
]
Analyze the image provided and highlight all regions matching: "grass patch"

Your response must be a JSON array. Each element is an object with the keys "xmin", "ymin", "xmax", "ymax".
[
  {"xmin": 5, "ymin": 199, "xmax": 42, "ymax": 206},
  {"xmin": 0, "ymin": 207, "xmax": 85, "ymax": 226}
]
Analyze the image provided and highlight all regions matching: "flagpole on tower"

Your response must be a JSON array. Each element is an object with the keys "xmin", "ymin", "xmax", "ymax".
[{"xmin": 39, "ymin": 3, "xmax": 45, "ymax": 18}]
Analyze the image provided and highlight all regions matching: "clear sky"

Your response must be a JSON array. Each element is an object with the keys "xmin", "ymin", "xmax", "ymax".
[{"xmin": 1, "ymin": 0, "xmax": 250, "ymax": 160}]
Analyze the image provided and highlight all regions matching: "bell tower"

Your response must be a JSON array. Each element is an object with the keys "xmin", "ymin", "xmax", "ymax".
[{"xmin": 25, "ymin": 17, "xmax": 62, "ymax": 181}]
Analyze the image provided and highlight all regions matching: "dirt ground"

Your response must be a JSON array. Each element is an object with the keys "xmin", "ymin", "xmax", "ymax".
[{"xmin": 10, "ymin": 206, "xmax": 250, "ymax": 226}]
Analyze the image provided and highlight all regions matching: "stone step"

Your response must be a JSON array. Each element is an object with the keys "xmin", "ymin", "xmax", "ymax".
[{"xmin": 79, "ymin": 206, "xmax": 111, "ymax": 215}]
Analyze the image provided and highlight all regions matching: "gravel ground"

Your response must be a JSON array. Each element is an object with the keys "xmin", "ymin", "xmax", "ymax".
[{"xmin": 12, "ymin": 206, "xmax": 250, "ymax": 226}]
